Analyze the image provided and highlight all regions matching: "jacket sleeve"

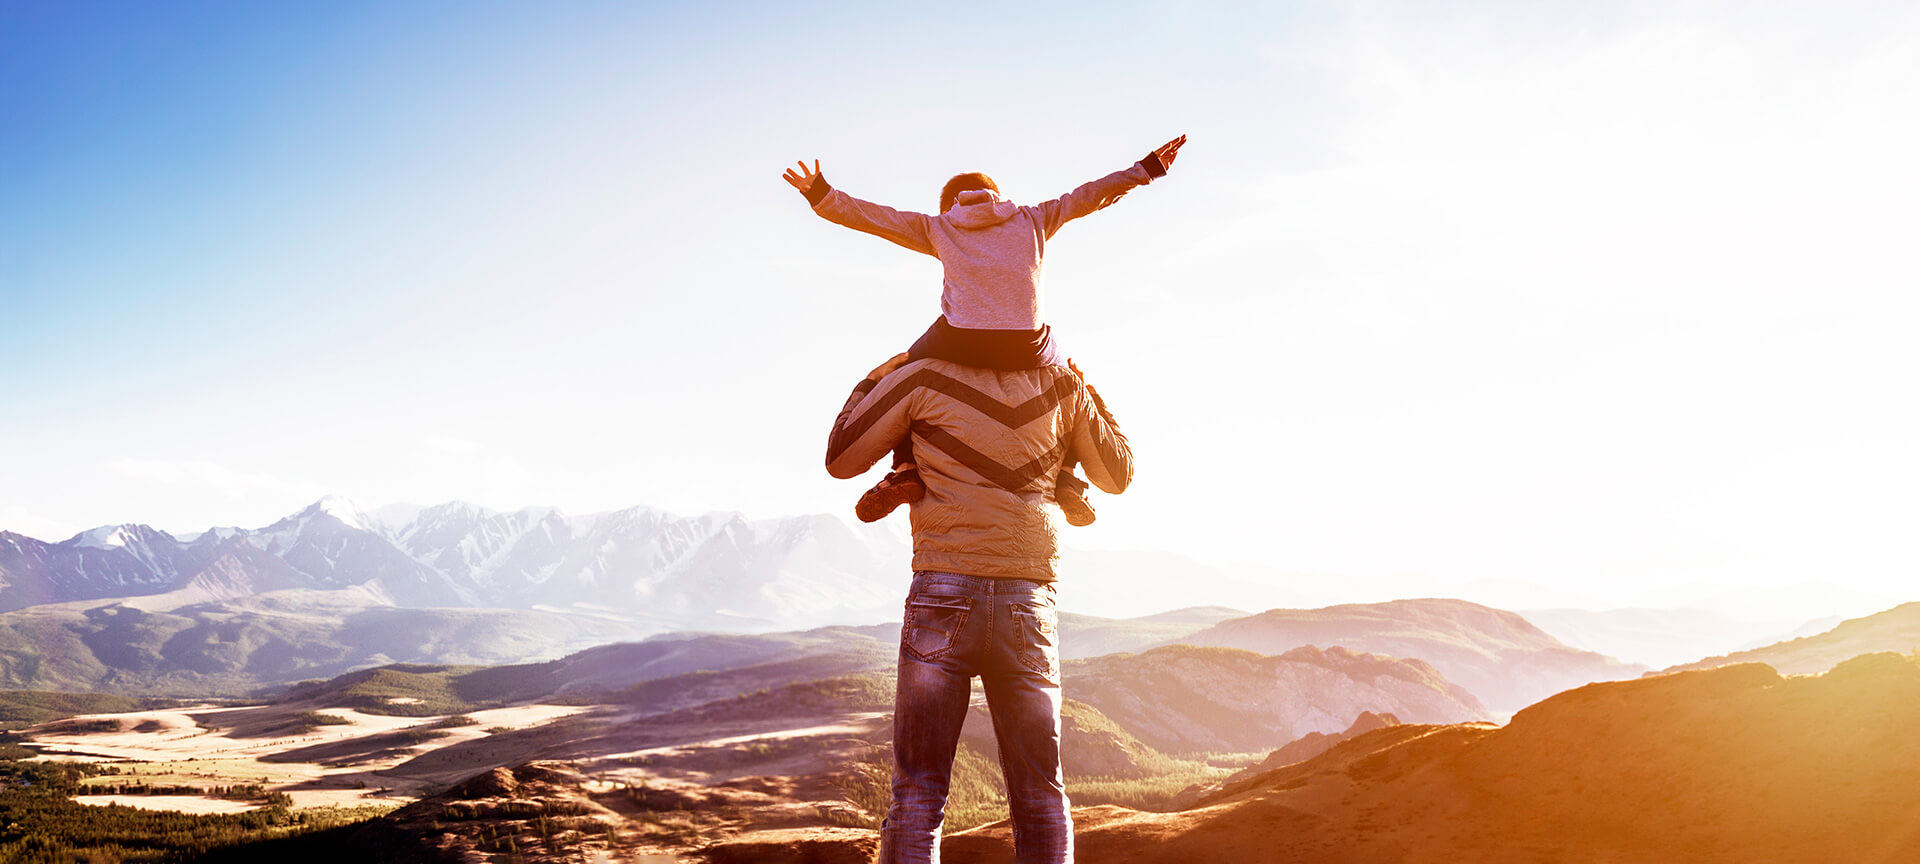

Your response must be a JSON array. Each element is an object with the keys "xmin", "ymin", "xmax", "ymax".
[
  {"xmin": 825, "ymin": 369, "xmax": 919, "ymax": 480},
  {"xmin": 811, "ymin": 180, "xmax": 938, "ymax": 256},
  {"xmin": 1034, "ymin": 162, "xmax": 1155, "ymax": 239},
  {"xmin": 1068, "ymin": 384, "xmax": 1134, "ymax": 494}
]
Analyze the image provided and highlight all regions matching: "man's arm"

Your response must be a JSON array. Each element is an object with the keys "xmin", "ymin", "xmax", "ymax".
[
  {"xmin": 1064, "ymin": 363, "xmax": 1134, "ymax": 494},
  {"xmin": 825, "ymin": 354, "xmax": 918, "ymax": 479},
  {"xmin": 1034, "ymin": 134, "xmax": 1187, "ymax": 239},
  {"xmin": 784, "ymin": 159, "xmax": 937, "ymax": 255}
]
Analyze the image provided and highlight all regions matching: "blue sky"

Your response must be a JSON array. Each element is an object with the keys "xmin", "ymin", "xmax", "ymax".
[{"xmin": 5, "ymin": 1, "xmax": 1919, "ymax": 615}]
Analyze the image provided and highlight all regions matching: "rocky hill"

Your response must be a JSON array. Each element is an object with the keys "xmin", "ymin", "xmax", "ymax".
[
  {"xmin": 1063, "ymin": 643, "xmax": 1489, "ymax": 755},
  {"xmin": 1179, "ymin": 598, "xmax": 1645, "ymax": 713},
  {"xmin": 1166, "ymin": 710, "xmax": 1401, "ymax": 809}
]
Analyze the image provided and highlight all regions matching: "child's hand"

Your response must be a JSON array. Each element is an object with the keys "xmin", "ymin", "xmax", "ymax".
[
  {"xmin": 783, "ymin": 159, "xmax": 823, "ymax": 194},
  {"xmin": 867, "ymin": 353, "xmax": 911, "ymax": 381},
  {"xmin": 1151, "ymin": 135, "xmax": 1187, "ymax": 170},
  {"xmin": 1069, "ymin": 359, "xmax": 1101, "ymax": 399}
]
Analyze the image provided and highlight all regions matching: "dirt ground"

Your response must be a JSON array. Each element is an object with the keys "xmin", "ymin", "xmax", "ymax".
[
  {"xmin": 27, "ymin": 702, "xmax": 591, "ymax": 813},
  {"xmin": 25, "ymin": 693, "xmax": 896, "ymax": 827}
]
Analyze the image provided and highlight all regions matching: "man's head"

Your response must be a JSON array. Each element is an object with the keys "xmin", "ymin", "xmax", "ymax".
[{"xmin": 941, "ymin": 172, "xmax": 999, "ymax": 214}]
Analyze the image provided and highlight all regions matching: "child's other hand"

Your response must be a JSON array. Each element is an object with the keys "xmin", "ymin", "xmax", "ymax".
[
  {"xmin": 1068, "ymin": 359, "xmax": 1101, "ymax": 399},
  {"xmin": 1151, "ymin": 135, "xmax": 1187, "ymax": 170},
  {"xmin": 783, "ymin": 159, "xmax": 822, "ymax": 193},
  {"xmin": 868, "ymin": 353, "xmax": 911, "ymax": 381}
]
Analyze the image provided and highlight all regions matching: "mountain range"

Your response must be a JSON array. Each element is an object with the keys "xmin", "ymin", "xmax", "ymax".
[
  {"xmin": 12, "ymin": 497, "xmax": 1902, "ymax": 716},
  {"xmin": 0, "ymin": 497, "xmax": 910, "ymax": 629}
]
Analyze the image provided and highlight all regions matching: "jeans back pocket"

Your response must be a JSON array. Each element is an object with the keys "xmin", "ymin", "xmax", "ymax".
[
  {"xmin": 1013, "ymin": 605, "xmax": 1061, "ymax": 684},
  {"xmin": 904, "ymin": 593, "xmax": 973, "ymax": 661}
]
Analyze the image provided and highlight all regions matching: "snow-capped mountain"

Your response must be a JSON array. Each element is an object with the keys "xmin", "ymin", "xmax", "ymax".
[
  {"xmin": 0, "ymin": 523, "xmax": 188, "ymax": 606},
  {"xmin": 380, "ymin": 499, "xmax": 910, "ymax": 622},
  {"xmin": 0, "ymin": 497, "xmax": 911, "ymax": 629}
]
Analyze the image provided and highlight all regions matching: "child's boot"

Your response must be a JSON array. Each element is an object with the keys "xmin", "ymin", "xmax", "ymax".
[
  {"xmin": 1056, "ymin": 468, "xmax": 1096, "ymax": 527},
  {"xmin": 856, "ymin": 466, "xmax": 925, "ymax": 523}
]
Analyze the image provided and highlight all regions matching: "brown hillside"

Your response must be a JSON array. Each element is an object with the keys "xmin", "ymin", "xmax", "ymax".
[
  {"xmin": 946, "ymin": 652, "xmax": 1920, "ymax": 863},
  {"xmin": 1169, "ymin": 710, "xmax": 1404, "ymax": 809},
  {"xmin": 1665, "ymin": 601, "xmax": 1920, "ymax": 675},
  {"xmin": 1064, "ymin": 643, "xmax": 1488, "ymax": 755},
  {"xmin": 1178, "ymin": 597, "xmax": 1645, "ymax": 714}
]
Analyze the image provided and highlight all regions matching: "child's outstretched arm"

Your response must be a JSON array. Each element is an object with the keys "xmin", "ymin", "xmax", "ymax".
[
  {"xmin": 784, "ymin": 158, "xmax": 937, "ymax": 256},
  {"xmin": 1035, "ymin": 134, "xmax": 1187, "ymax": 239}
]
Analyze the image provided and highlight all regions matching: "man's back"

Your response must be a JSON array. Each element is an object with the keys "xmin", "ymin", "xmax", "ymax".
[{"xmin": 825, "ymin": 358, "xmax": 1132, "ymax": 581}]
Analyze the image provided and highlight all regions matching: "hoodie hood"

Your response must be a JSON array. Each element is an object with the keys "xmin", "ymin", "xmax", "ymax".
[{"xmin": 946, "ymin": 189, "xmax": 1018, "ymax": 229}]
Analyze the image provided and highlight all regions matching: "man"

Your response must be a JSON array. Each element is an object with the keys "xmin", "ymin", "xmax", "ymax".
[{"xmin": 826, "ymin": 351, "xmax": 1133, "ymax": 864}]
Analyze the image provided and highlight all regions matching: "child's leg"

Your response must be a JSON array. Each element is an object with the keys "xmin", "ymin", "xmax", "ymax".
[
  {"xmin": 909, "ymin": 316, "xmax": 1061, "ymax": 371},
  {"xmin": 852, "ymin": 337, "xmax": 934, "ymax": 523},
  {"xmin": 1055, "ymin": 456, "xmax": 1095, "ymax": 527},
  {"xmin": 857, "ymin": 444, "xmax": 924, "ymax": 523}
]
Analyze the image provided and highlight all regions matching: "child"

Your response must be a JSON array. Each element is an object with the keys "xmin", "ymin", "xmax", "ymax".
[{"xmin": 784, "ymin": 134, "xmax": 1185, "ymax": 524}]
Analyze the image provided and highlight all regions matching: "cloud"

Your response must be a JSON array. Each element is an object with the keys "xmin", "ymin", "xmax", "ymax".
[
  {"xmin": 104, "ymin": 459, "xmax": 325, "ymax": 501},
  {"xmin": 392, "ymin": 434, "xmax": 535, "ymax": 510},
  {"xmin": 419, "ymin": 434, "xmax": 486, "ymax": 455}
]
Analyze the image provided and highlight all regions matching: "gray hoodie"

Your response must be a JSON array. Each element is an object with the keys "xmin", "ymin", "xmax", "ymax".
[{"xmin": 805, "ymin": 161, "xmax": 1160, "ymax": 330}]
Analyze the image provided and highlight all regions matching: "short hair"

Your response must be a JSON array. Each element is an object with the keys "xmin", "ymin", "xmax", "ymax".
[{"xmin": 941, "ymin": 172, "xmax": 999, "ymax": 214}]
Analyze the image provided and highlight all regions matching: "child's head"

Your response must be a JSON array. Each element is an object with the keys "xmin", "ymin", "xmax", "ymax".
[{"xmin": 941, "ymin": 173, "xmax": 999, "ymax": 213}]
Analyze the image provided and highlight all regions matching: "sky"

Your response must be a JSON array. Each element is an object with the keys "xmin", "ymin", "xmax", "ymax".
[{"xmin": 3, "ymin": 0, "xmax": 1918, "ymax": 615}]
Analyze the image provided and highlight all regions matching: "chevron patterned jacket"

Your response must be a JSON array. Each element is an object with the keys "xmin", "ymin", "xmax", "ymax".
[{"xmin": 825, "ymin": 358, "xmax": 1133, "ymax": 581}]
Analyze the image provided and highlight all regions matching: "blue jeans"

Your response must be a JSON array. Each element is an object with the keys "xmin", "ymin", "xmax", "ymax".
[{"xmin": 878, "ymin": 571, "xmax": 1071, "ymax": 864}]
